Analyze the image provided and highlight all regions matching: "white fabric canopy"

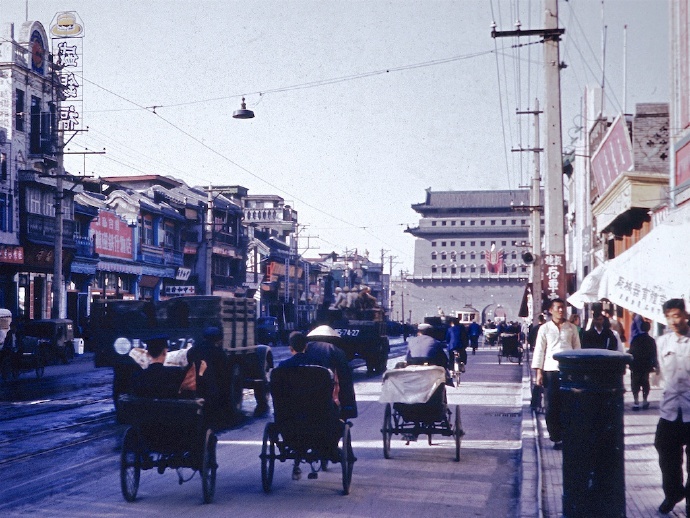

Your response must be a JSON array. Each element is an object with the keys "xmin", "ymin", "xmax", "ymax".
[
  {"xmin": 568, "ymin": 204, "xmax": 690, "ymax": 322},
  {"xmin": 379, "ymin": 365, "xmax": 446, "ymax": 404}
]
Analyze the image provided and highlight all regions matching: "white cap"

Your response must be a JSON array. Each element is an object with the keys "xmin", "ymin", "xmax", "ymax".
[
  {"xmin": 307, "ymin": 325, "xmax": 340, "ymax": 338},
  {"xmin": 417, "ymin": 323, "xmax": 432, "ymax": 330}
]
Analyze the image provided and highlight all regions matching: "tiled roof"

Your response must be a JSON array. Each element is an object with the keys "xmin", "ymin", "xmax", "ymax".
[{"xmin": 412, "ymin": 189, "xmax": 535, "ymax": 210}]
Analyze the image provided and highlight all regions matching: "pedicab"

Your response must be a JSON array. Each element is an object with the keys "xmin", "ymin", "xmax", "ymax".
[
  {"xmin": 260, "ymin": 365, "xmax": 356, "ymax": 495},
  {"xmin": 1, "ymin": 335, "xmax": 50, "ymax": 380},
  {"xmin": 117, "ymin": 394, "xmax": 218, "ymax": 503},
  {"xmin": 497, "ymin": 333, "xmax": 523, "ymax": 365},
  {"xmin": 379, "ymin": 364, "xmax": 464, "ymax": 461}
]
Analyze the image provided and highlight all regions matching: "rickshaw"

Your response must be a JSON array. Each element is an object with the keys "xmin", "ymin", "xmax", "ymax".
[
  {"xmin": 260, "ymin": 365, "xmax": 356, "ymax": 495},
  {"xmin": 497, "ymin": 333, "xmax": 523, "ymax": 364},
  {"xmin": 1, "ymin": 335, "xmax": 49, "ymax": 380},
  {"xmin": 22, "ymin": 319, "xmax": 75, "ymax": 364},
  {"xmin": 117, "ymin": 395, "xmax": 218, "ymax": 504},
  {"xmin": 379, "ymin": 365, "xmax": 463, "ymax": 461}
]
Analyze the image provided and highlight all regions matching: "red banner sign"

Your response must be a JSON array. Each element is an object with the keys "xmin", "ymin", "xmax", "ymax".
[
  {"xmin": 591, "ymin": 115, "xmax": 633, "ymax": 197},
  {"xmin": 676, "ymin": 139, "xmax": 690, "ymax": 188},
  {"xmin": 93, "ymin": 210, "xmax": 133, "ymax": 260}
]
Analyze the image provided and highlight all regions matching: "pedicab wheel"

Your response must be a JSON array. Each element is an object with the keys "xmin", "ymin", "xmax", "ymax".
[
  {"xmin": 428, "ymin": 434, "xmax": 433, "ymax": 445},
  {"xmin": 201, "ymin": 429, "xmax": 217, "ymax": 504},
  {"xmin": 453, "ymin": 405, "xmax": 462, "ymax": 462},
  {"xmin": 497, "ymin": 348, "xmax": 502, "ymax": 364},
  {"xmin": 63, "ymin": 342, "xmax": 75, "ymax": 364},
  {"xmin": 382, "ymin": 403, "xmax": 392, "ymax": 459},
  {"xmin": 120, "ymin": 426, "xmax": 141, "ymax": 502},
  {"xmin": 341, "ymin": 422, "xmax": 354, "ymax": 495},
  {"xmin": 261, "ymin": 423, "xmax": 275, "ymax": 493},
  {"xmin": 229, "ymin": 363, "xmax": 244, "ymax": 417}
]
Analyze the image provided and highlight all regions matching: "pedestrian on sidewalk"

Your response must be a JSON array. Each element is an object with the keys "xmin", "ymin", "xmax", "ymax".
[
  {"xmin": 654, "ymin": 298, "xmax": 690, "ymax": 515},
  {"xmin": 531, "ymin": 298, "xmax": 581, "ymax": 450},
  {"xmin": 629, "ymin": 319, "xmax": 658, "ymax": 410},
  {"xmin": 582, "ymin": 309, "xmax": 622, "ymax": 351}
]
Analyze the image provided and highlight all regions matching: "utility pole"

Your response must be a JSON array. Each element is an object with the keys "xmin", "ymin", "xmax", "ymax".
[
  {"xmin": 51, "ymin": 169, "xmax": 63, "ymax": 318},
  {"xmin": 205, "ymin": 186, "xmax": 213, "ymax": 295},
  {"xmin": 492, "ymin": 0, "xmax": 567, "ymax": 304}
]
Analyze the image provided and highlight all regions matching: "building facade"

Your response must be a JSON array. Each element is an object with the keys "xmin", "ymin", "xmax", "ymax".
[{"xmin": 401, "ymin": 189, "xmax": 543, "ymax": 324}]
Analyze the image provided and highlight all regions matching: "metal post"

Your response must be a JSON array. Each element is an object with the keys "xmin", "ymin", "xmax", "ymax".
[
  {"xmin": 205, "ymin": 187, "xmax": 213, "ymax": 295},
  {"xmin": 531, "ymin": 98, "xmax": 542, "ymax": 321},
  {"xmin": 51, "ymin": 171, "xmax": 63, "ymax": 318}
]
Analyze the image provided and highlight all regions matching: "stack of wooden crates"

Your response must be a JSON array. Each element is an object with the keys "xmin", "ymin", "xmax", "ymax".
[{"xmin": 220, "ymin": 297, "xmax": 257, "ymax": 353}]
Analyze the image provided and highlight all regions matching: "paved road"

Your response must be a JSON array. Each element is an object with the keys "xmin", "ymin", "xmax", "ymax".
[{"xmin": 2, "ymin": 344, "xmax": 524, "ymax": 517}]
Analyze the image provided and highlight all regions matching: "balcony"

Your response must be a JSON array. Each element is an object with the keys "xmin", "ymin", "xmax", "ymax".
[
  {"xmin": 22, "ymin": 213, "xmax": 75, "ymax": 246},
  {"xmin": 163, "ymin": 247, "xmax": 183, "ymax": 266},
  {"xmin": 138, "ymin": 243, "xmax": 163, "ymax": 264},
  {"xmin": 213, "ymin": 231, "xmax": 237, "ymax": 246}
]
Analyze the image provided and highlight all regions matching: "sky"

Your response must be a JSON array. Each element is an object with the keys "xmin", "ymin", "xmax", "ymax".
[{"xmin": 1, "ymin": 0, "xmax": 669, "ymax": 273}]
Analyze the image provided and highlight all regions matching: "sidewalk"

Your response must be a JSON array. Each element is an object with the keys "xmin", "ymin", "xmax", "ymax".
[{"xmin": 520, "ymin": 357, "xmax": 670, "ymax": 518}]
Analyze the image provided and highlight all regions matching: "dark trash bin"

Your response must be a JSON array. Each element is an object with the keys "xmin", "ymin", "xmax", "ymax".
[{"xmin": 554, "ymin": 349, "xmax": 632, "ymax": 518}]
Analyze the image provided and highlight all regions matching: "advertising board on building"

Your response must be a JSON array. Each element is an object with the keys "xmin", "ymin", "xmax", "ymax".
[
  {"xmin": 0, "ymin": 245, "xmax": 23, "ymax": 264},
  {"xmin": 165, "ymin": 285, "xmax": 195, "ymax": 296},
  {"xmin": 93, "ymin": 210, "xmax": 133, "ymax": 260},
  {"xmin": 50, "ymin": 12, "xmax": 84, "ymax": 133},
  {"xmin": 590, "ymin": 115, "xmax": 633, "ymax": 197}
]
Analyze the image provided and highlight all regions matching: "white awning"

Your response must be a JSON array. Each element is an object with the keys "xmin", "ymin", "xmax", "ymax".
[{"xmin": 568, "ymin": 203, "xmax": 690, "ymax": 322}]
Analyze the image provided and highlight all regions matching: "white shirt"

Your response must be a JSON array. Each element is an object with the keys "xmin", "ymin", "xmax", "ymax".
[
  {"xmin": 657, "ymin": 329, "xmax": 690, "ymax": 422},
  {"xmin": 531, "ymin": 320, "xmax": 581, "ymax": 372}
]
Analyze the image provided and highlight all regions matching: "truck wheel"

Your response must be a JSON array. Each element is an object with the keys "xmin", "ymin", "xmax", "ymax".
[{"xmin": 62, "ymin": 342, "xmax": 75, "ymax": 364}]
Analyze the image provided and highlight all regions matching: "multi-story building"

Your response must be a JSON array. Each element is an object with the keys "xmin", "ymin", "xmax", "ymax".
[{"xmin": 401, "ymin": 189, "xmax": 543, "ymax": 324}]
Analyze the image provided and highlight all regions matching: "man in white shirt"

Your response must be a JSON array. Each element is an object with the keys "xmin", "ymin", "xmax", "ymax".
[
  {"xmin": 655, "ymin": 298, "xmax": 690, "ymax": 515},
  {"xmin": 531, "ymin": 298, "xmax": 581, "ymax": 450}
]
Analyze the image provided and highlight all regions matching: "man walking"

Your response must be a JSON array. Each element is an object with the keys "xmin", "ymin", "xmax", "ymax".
[
  {"xmin": 655, "ymin": 298, "xmax": 690, "ymax": 515},
  {"xmin": 531, "ymin": 298, "xmax": 581, "ymax": 450}
]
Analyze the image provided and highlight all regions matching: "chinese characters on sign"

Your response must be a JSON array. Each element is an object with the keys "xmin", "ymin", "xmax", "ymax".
[
  {"xmin": 0, "ymin": 245, "xmax": 24, "ymax": 264},
  {"xmin": 165, "ymin": 285, "xmax": 195, "ymax": 296},
  {"xmin": 92, "ymin": 210, "xmax": 133, "ymax": 260},
  {"xmin": 50, "ymin": 12, "xmax": 84, "ymax": 133},
  {"xmin": 611, "ymin": 275, "xmax": 668, "ymax": 322},
  {"xmin": 542, "ymin": 253, "xmax": 566, "ymax": 303}
]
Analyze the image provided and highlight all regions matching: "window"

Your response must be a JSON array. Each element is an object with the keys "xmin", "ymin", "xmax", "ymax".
[
  {"xmin": 470, "ymin": 266, "xmax": 476, "ymax": 273},
  {"xmin": 490, "ymin": 220, "xmax": 496, "ymax": 225},
  {"xmin": 451, "ymin": 221, "xmax": 456, "ymax": 226},
  {"xmin": 522, "ymin": 219, "xmax": 527, "ymax": 225},
  {"xmin": 512, "ymin": 251, "xmax": 517, "ymax": 259},
  {"xmin": 521, "ymin": 266, "xmax": 527, "ymax": 273},
  {"xmin": 431, "ymin": 251, "xmax": 437, "ymax": 260},
  {"xmin": 460, "ymin": 266, "xmax": 466, "ymax": 273},
  {"xmin": 431, "ymin": 220, "xmax": 437, "ymax": 226},
  {"xmin": 502, "ymin": 219, "xmax": 506, "ymax": 225},
  {"xmin": 480, "ymin": 252, "xmax": 485, "ymax": 260},
  {"xmin": 460, "ymin": 241, "xmax": 465, "ymax": 247},
  {"xmin": 441, "ymin": 252, "xmax": 447, "ymax": 260},
  {"xmin": 480, "ymin": 265, "xmax": 486, "ymax": 274},
  {"xmin": 30, "ymin": 96, "xmax": 41, "ymax": 154},
  {"xmin": 441, "ymin": 265, "xmax": 447, "ymax": 273},
  {"xmin": 143, "ymin": 216, "xmax": 154, "ymax": 245},
  {"xmin": 460, "ymin": 220, "xmax": 465, "ymax": 226},
  {"xmin": 431, "ymin": 241, "xmax": 436, "ymax": 247},
  {"xmin": 441, "ymin": 241, "xmax": 446, "ymax": 247},
  {"xmin": 164, "ymin": 222, "xmax": 176, "ymax": 248},
  {"xmin": 41, "ymin": 190, "xmax": 54, "ymax": 217},
  {"xmin": 501, "ymin": 241, "xmax": 507, "ymax": 246},
  {"xmin": 480, "ymin": 220, "xmax": 485, "ymax": 225},
  {"xmin": 450, "ymin": 241, "xmax": 455, "ymax": 246},
  {"xmin": 431, "ymin": 265, "xmax": 437, "ymax": 273},
  {"xmin": 470, "ymin": 220, "xmax": 475, "ymax": 226},
  {"xmin": 470, "ymin": 241, "xmax": 475, "ymax": 246},
  {"xmin": 442, "ymin": 220, "xmax": 447, "ymax": 226},
  {"xmin": 450, "ymin": 251, "xmax": 456, "ymax": 260},
  {"xmin": 511, "ymin": 219, "xmax": 516, "ymax": 225},
  {"xmin": 512, "ymin": 264, "xmax": 517, "ymax": 272},
  {"xmin": 15, "ymin": 89, "xmax": 24, "ymax": 132},
  {"xmin": 0, "ymin": 153, "xmax": 6, "ymax": 182},
  {"xmin": 480, "ymin": 241, "xmax": 486, "ymax": 246},
  {"xmin": 451, "ymin": 265, "xmax": 457, "ymax": 274},
  {"xmin": 27, "ymin": 188, "xmax": 41, "ymax": 214},
  {"xmin": 460, "ymin": 252, "xmax": 466, "ymax": 260},
  {"xmin": 470, "ymin": 253, "xmax": 476, "ymax": 260}
]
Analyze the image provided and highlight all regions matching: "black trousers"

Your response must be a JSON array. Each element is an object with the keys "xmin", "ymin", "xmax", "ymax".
[
  {"xmin": 543, "ymin": 371, "xmax": 563, "ymax": 443},
  {"xmin": 630, "ymin": 370, "xmax": 650, "ymax": 399},
  {"xmin": 655, "ymin": 414, "xmax": 690, "ymax": 501}
]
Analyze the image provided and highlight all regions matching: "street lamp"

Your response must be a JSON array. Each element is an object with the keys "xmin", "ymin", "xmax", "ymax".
[{"xmin": 232, "ymin": 97, "xmax": 254, "ymax": 119}]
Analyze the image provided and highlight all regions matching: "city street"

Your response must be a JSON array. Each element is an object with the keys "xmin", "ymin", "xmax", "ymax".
[{"xmin": 0, "ymin": 344, "xmax": 524, "ymax": 517}]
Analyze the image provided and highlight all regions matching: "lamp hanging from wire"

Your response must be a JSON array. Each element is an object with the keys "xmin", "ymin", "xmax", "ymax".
[{"xmin": 233, "ymin": 97, "xmax": 254, "ymax": 119}]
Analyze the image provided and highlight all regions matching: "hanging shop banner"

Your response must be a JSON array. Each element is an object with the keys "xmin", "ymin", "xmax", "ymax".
[
  {"xmin": 542, "ymin": 253, "xmax": 566, "ymax": 303},
  {"xmin": 50, "ymin": 12, "xmax": 84, "ymax": 132},
  {"xmin": 591, "ymin": 114, "xmax": 634, "ymax": 198},
  {"xmin": 175, "ymin": 267, "xmax": 191, "ymax": 281}
]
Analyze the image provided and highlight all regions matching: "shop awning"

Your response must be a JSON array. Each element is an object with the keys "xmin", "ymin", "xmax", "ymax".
[
  {"xmin": 568, "ymin": 204, "xmax": 690, "ymax": 322},
  {"xmin": 139, "ymin": 275, "xmax": 160, "ymax": 288}
]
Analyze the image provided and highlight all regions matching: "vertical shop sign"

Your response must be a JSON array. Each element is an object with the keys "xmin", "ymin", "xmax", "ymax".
[{"xmin": 50, "ymin": 12, "xmax": 84, "ymax": 132}]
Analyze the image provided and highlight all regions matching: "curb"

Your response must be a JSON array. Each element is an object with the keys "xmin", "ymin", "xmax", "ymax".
[{"xmin": 519, "ymin": 352, "xmax": 543, "ymax": 518}]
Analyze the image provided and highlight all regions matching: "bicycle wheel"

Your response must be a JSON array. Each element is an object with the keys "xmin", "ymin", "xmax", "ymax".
[
  {"xmin": 120, "ymin": 427, "xmax": 141, "ymax": 502},
  {"xmin": 454, "ymin": 405, "xmax": 463, "ymax": 462}
]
